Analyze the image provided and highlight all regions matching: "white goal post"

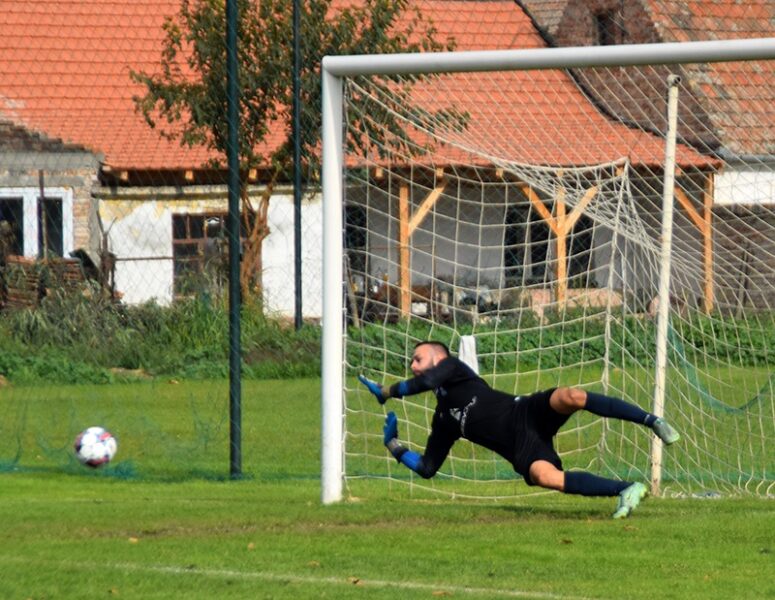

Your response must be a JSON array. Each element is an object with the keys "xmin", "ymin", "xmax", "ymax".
[{"xmin": 321, "ymin": 38, "xmax": 775, "ymax": 504}]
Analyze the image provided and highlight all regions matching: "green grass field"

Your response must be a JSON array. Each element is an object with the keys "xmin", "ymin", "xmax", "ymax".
[{"xmin": 1, "ymin": 379, "xmax": 773, "ymax": 599}]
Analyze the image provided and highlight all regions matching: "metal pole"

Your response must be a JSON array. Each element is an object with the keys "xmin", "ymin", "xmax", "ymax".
[
  {"xmin": 320, "ymin": 68, "xmax": 344, "ymax": 504},
  {"xmin": 292, "ymin": 0, "xmax": 303, "ymax": 329},
  {"xmin": 226, "ymin": 0, "xmax": 242, "ymax": 479},
  {"xmin": 651, "ymin": 74, "xmax": 681, "ymax": 496},
  {"xmin": 323, "ymin": 37, "xmax": 775, "ymax": 77}
]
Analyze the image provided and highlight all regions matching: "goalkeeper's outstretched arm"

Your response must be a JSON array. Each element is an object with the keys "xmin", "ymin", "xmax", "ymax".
[
  {"xmin": 359, "ymin": 373, "xmax": 428, "ymax": 404},
  {"xmin": 382, "ymin": 411, "xmax": 456, "ymax": 479},
  {"xmin": 359, "ymin": 358, "xmax": 459, "ymax": 404}
]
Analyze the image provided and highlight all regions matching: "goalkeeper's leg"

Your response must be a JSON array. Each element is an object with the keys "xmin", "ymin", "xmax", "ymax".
[
  {"xmin": 529, "ymin": 461, "xmax": 647, "ymax": 519},
  {"xmin": 550, "ymin": 387, "xmax": 680, "ymax": 445},
  {"xmin": 529, "ymin": 461, "xmax": 629, "ymax": 496}
]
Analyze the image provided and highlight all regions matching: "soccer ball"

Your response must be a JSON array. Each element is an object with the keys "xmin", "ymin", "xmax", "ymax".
[{"xmin": 74, "ymin": 426, "xmax": 117, "ymax": 468}]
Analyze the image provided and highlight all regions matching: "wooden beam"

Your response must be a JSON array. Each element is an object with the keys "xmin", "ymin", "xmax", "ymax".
[
  {"xmin": 399, "ymin": 184, "xmax": 410, "ymax": 317},
  {"xmin": 555, "ymin": 191, "xmax": 568, "ymax": 304},
  {"xmin": 674, "ymin": 186, "xmax": 705, "ymax": 231},
  {"xmin": 563, "ymin": 185, "xmax": 598, "ymax": 232},
  {"xmin": 703, "ymin": 176, "xmax": 715, "ymax": 314},
  {"xmin": 393, "ymin": 181, "xmax": 449, "ymax": 317},
  {"xmin": 675, "ymin": 184, "xmax": 715, "ymax": 313},
  {"xmin": 408, "ymin": 183, "xmax": 446, "ymax": 235},
  {"xmin": 520, "ymin": 184, "xmax": 557, "ymax": 234},
  {"xmin": 522, "ymin": 182, "xmax": 598, "ymax": 305}
]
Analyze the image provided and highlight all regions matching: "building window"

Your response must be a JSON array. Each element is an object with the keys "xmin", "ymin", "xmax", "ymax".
[
  {"xmin": 172, "ymin": 213, "xmax": 232, "ymax": 297},
  {"xmin": 0, "ymin": 197, "xmax": 24, "ymax": 256},
  {"xmin": 503, "ymin": 204, "xmax": 550, "ymax": 285},
  {"xmin": 38, "ymin": 196, "xmax": 63, "ymax": 258},
  {"xmin": 503, "ymin": 205, "xmax": 526, "ymax": 284},
  {"xmin": 504, "ymin": 205, "xmax": 594, "ymax": 287},
  {"xmin": 594, "ymin": 11, "xmax": 620, "ymax": 46},
  {"xmin": 567, "ymin": 214, "xmax": 594, "ymax": 287},
  {"xmin": 0, "ymin": 188, "xmax": 72, "ymax": 258}
]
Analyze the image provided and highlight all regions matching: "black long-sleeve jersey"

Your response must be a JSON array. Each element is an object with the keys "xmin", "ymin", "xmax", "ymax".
[{"xmin": 389, "ymin": 356, "xmax": 520, "ymax": 478}]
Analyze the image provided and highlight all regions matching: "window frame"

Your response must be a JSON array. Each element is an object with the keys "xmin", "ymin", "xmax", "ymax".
[
  {"xmin": 171, "ymin": 212, "xmax": 231, "ymax": 297},
  {"xmin": 0, "ymin": 187, "xmax": 73, "ymax": 258}
]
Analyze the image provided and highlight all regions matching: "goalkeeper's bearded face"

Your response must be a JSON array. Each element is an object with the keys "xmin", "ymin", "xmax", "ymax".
[{"xmin": 410, "ymin": 343, "xmax": 446, "ymax": 376}]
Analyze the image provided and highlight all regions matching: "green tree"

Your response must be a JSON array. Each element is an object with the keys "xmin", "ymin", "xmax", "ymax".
[{"xmin": 131, "ymin": 0, "xmax": 454, "ymax": 297}]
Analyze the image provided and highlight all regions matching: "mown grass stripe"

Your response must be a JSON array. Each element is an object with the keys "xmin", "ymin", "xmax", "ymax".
[{"xmin": 0, "ymin": 555, "xmax": 594, "ymax": 600}]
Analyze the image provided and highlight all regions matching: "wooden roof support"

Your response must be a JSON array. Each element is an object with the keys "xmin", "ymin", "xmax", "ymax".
[
  {"xmin": 408, "ymin": 183, "xmax": 446, "ymax": 235},
  {"xmin": 521, "ymin": 184, "xmax": 552, "ymax": 223},
  {"xmin": 703, "ymin": 177, "xmax": 714, "ymax": 314},
  {"xmin": 674, "ymin": 182, "xmax": 714, "ymax": 314},
  {"xmin": 520, "ymin": 183, "xmax": 598, "ymax": 303},
  {"xmin": 398, "ymin": 181, "xmax": 448, "ymax": 317},
  {"xmin": 555, "ymin": 188, "xmax": 568, "ymax": 303},
  {"xmin": 399, "ymin": 185, "xmax": 411, "ymax": 317}
]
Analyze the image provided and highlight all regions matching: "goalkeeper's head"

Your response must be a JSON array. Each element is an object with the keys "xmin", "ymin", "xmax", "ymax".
[{"xmin": 411, "ymin": 341, "xmax": 450, "ymax": 376}]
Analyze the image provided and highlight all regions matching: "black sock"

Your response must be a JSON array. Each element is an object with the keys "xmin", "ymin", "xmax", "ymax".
[
  {"xmin": 564, "ymin": 471, "xmax": 630, "ymax": 497},
  {"xmin": 585, "ymin": 391, "xmax": 657, "ymax": 427}
]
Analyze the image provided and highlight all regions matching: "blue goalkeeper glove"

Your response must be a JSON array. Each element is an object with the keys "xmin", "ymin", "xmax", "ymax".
[
  {"xmin": 382, "ymin": 412, "xmax": 423, "ymax": 474},
  {"xmin": 383, "ymin": 411, "xmax": 399, "ymax": 445},
  {"xmin": 358, "ymin": 374, "xmax": 388, "ymax": 405}
]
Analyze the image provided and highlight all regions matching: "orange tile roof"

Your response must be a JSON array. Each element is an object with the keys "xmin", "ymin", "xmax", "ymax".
[
  {"xmin": 402, "ymin": 69, "xmax": 705, "ymax": 168},
  {"xmin": 0, "ymin": 0, "xmax": 712, "ymax": 172},
  {"xmin": 644, "ymin": 0, "xmax": 775, "ymax": 41},
  {"xmin": 396, "ymin": 2, "xmax": 711, "ymax": 167},
  {"xmin": 643, "ymin": 0, "xmax": 775, "ymax": 156},
  {"xmin": 0, "ymin": 0, "xmax": 218, "ymax": 170},
  {"xmin": 518, "ymin": 0, "xmax": 775, "ymax": 157}
]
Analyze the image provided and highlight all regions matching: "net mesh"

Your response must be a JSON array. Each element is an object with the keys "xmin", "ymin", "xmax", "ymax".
[{"xmin": 341, "ymin": 61, "xmax": 775, "ymax": 499}]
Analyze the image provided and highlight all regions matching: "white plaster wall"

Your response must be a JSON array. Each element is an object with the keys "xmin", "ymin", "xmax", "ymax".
[
  {"xmin": 102, "ymin": 194, "xmax": 323, "ymax": 316},
  {"xmin": 715, "ymin": 168, "xmax": 775, "ymax": 206},
  {"xmin": 106, "ymin": 201, "xmax": 174, "ymax": 305},
  {"xmin": 262, "ymin": 193, "xmax": 323, "ymax": 318}
]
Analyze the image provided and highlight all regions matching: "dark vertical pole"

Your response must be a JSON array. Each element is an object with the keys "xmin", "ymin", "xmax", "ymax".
[
  {"xmin": 292, "ymin": 0, "xmax": 303, "ymax": 329},
  {"xmin": 38, "ymin": 170, "xmax": 48, "ymax": 259},
  {"xmin": 226, "ymin": 0, "xmax": 242, "ymax": 478}
]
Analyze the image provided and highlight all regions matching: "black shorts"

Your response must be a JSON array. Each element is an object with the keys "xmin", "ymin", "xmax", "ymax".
[{"xmin": 510, "ymin": 388, "xmax": 571, "ymax": 485}]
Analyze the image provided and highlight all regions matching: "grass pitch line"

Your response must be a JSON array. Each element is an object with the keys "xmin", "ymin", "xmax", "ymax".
[
  {"xmin": 0, "ymin": 555, "xmax": 593, "ymax": 599},
  {"xmin": 113, "ymin": 562, "xmax": 596, "ymax": 599}
]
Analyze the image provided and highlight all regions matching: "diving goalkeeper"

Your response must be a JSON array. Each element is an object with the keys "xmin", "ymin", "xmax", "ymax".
[{"xmin": 359, "ymin": 341, "xmax": 680, "ymax": 518}]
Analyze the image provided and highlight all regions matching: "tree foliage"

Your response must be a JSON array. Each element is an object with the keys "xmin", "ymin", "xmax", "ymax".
[
  {"xmin": 132, "ymin": 0, "xmax": 454, "ymax": 173},
  {"xmin": 131, "ymin": 0, "xmax": 454, "ymax": 294}
]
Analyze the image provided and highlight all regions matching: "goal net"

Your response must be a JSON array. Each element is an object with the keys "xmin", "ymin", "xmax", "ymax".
[{"xmin": 322, "ymin": 41, "xmax": 775, "ymax": 502}]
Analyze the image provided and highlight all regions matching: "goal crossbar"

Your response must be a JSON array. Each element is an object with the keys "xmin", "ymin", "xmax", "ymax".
[{"xmin": 322, "ymin": 37, "xmax": 775, "ymax": 77}]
